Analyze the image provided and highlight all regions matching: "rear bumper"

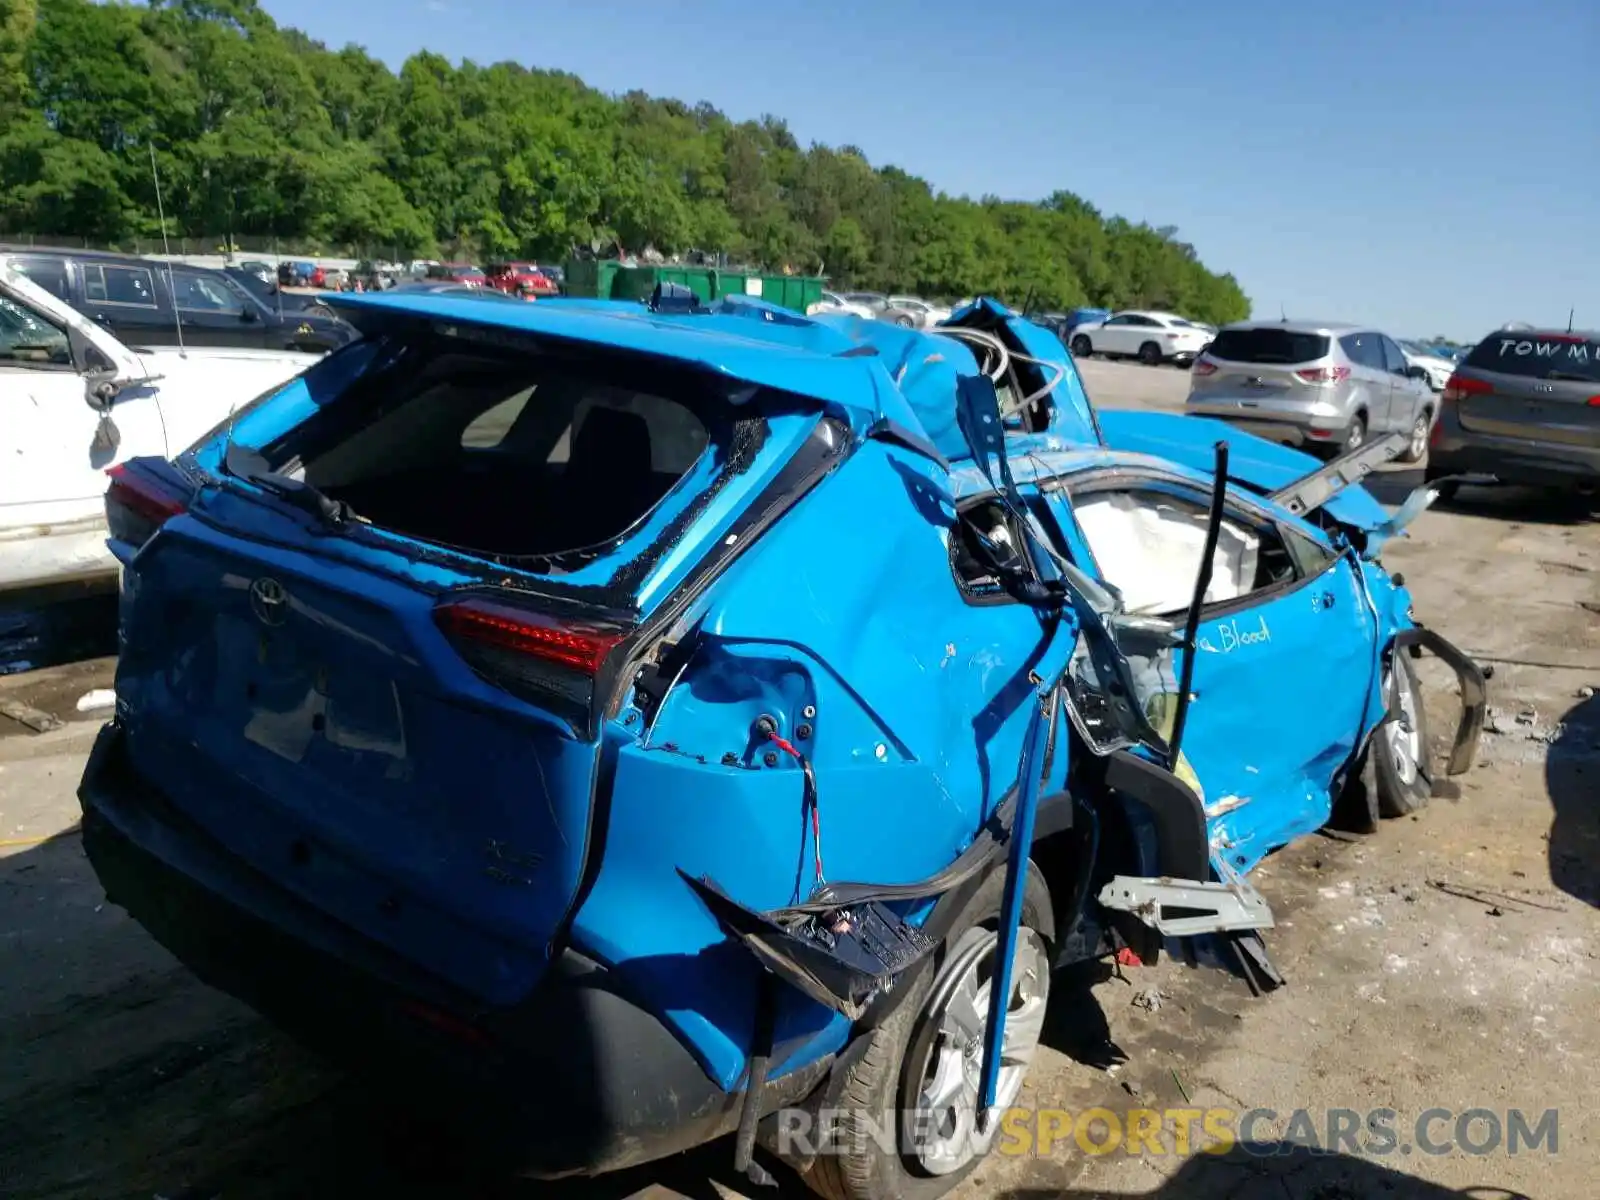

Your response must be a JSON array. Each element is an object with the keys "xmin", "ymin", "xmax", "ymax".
[
  {"xmin": 1428, "ymin": 409, "xmax": 1600, "ymax": 488},
  {"xmin": 0, "ymin": 515, "xmax": 116, "ymax": 592},
  {"xmin": 77, "ymin": 722, "xmax": 823, "ymax": 1177},
  {"xmin": 1183, "ymin": 405, "xmax": 1347, "ymax": 450}
]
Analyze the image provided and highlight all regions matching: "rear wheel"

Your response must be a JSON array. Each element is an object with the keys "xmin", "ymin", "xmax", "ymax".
[
  {"xmin": 796, "ymin": 865, "xmax": 1053, "ymax": 1200},
  {"xmin": 1340, "ymin": 412, "xmax": 1367, "ymax": 455},
  {"xmin": 1398, "ymin": 410, "xmax": 1431, "ymax": 464},
  {"xmin": 894, "ymin": 314, "xmax": 915, "ymax": 328},
  {"xmin": 1375, "ymin": 652, "xmax": 1432, "ymax": 817},
  {"xmin": 1070, "ymin": 334, "xmax": 1092, "ymax": 358},
  {"xmin": 1138, "ymin": 341, "xmax": 1162, "ymax": 366}
]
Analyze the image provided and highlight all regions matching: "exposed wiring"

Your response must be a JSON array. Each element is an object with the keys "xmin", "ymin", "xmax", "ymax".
[{"xmin": 767, "ymin": 730, "xmax": 824, "ymax": 887}]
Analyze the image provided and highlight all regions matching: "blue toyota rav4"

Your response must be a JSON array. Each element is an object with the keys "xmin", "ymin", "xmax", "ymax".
[{"xmin": 80, "ymin": 288, "xmax": 1484, "ymax": 1198}]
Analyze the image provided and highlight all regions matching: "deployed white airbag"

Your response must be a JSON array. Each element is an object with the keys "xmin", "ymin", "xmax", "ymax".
[{"xmin": 1073, "ymin": 491, "xmax": 1259, "ymax": 615}]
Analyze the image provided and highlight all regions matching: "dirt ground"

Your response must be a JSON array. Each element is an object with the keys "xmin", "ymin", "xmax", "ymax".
[{"xmin": 1, "ymin": 358, "xmax": 1596, "ymax": 1200}]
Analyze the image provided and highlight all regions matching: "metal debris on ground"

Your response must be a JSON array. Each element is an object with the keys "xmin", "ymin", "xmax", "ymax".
[
  {"xmin": 1427, "ymin": 878, "xmax": 1568, "ymax": 915},
  {"xmin": 0, "ymin": 696, "xmax": 63, "ymax": 733},
  {"xmin": 1131, "ymin": 987, "xmax": 1166, "ymax": 1012}
]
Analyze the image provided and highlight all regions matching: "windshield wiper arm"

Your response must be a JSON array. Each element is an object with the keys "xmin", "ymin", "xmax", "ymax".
[{"xmin": 224, "ymin": 443, "xmax": 352, "ymax": 527}]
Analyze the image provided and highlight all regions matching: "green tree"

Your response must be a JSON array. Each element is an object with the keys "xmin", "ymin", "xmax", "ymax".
[{"xmin": 0, "ymin": 0, "xmax": 1251, "ymax": 323}]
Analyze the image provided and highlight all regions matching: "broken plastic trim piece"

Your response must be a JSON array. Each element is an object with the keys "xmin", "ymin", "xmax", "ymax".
[
  {"xmin": 1267, "ymin": 431, "xmax": 1407, "ymax": 517},
  {"xmin": 1391, "ymin": 626, "xmax": 1486, "ymax": 776},
  {"xmin": 676, "ymin": 870, "xmax": 936, "ymax": 1020}
]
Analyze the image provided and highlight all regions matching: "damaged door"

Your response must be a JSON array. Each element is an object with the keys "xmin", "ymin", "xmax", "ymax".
[{"xmin": 1045, "ymin": 468, "xmax": 1372, "ymax": 873}]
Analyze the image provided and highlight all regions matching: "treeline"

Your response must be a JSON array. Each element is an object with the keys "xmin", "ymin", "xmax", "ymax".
[{"xmin": 0, "ymin": 0, "xmax": 1251, "ymax": 320}]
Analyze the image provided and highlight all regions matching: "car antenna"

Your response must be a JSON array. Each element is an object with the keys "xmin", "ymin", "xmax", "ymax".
[
  {"xmin": 1280, "ymin": 303, "xmax": 1287, "ymax": 323},
  {"xmin": 1568, "ymin": 307, "xmax": 1575, "ymax": 334},
  {"xmin": 149, "ymin": 142, "xmax": 185, "ymax": 357}
]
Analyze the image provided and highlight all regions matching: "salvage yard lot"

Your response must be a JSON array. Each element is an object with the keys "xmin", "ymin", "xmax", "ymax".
[{"xmin": 1, "ymin": 358, "xmax": 1597, "ymax": 1200}]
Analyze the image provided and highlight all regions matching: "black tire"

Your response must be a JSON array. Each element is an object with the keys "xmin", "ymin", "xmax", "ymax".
[
  {"xmin": 1397, "ymin": 409, "xmax": 1431, "ymax": 464},
  {"xmin": 795, "ymin": 864, "xmax": 1053, "ymax": 1200},
  {"xmin": 1375, "ymin": 652, "xmax": 1432, "ymax": 818},
  {"xmin": 1070, "ymin": 334, "xmax": 1092, "ymax": 358},
  {"xmin": 1137, "ymin": 341, "xmax": 1162, "ymax": 366},
  {"xmin": 894, "ymin": 315, "xmax": 914, "ymax": 328},
  {"xmin": 1341, "ymin": 412, "xmax": 1368, "ymax": 455}
]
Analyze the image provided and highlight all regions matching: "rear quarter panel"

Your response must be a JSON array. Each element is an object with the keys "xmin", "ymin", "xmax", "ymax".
[{"xmin": 570, "ymin": 440, "xmax": 1060, "ymax": 1089}]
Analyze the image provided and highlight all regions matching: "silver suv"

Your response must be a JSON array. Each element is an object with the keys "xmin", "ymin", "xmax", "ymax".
[{"xmin": 1185, "ymin": 320, "xmax": 1436, "ymax": 460}]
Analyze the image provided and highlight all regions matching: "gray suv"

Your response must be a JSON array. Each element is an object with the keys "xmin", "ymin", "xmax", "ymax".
[
  {"xmin": 1427, "ymin": 328, "xmax": 1600, "ymax": 496},
  {"xmin": 1185, "ymin": 321, "xmax": 1436, "ymax": 460}
]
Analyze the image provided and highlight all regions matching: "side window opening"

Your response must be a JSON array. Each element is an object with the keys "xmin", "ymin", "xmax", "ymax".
[
  {"xmin": 173, "ymin": 272, "xmax": 236, "ymax": 312},
  {"xmin": 951, "ymin": 497, "xmax": 1032, "ymax": 600},
  {"xmin": 90, "ymin": 265, "xmax": 158, "ymax": 308},
  {"xmin": 947, "ymin": 492, "xmax": 1062, "ymax": 601},
  {"xmin": 1068, "ymin": 486, "xmax": 1298, "ymax": 617},
  {"xmin": 0, "ymin": 294, "xmax": 72, "ymax": 367},
  {"xmin": 12, "ymin": 257, "xmax": 72, "ymax": 302}
]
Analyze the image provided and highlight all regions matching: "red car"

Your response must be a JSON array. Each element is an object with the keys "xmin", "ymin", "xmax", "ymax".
[
  {"xmin": 485, "ymin": 262, "xmax": 558, "ymax": 298},
  {"xmin": 425, "ymin": 263, "xmax": 488, "ymax": 288}
]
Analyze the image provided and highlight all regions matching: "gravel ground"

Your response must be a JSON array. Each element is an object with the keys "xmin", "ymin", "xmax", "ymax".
[{"xmin": 1, "ymin": 357, "xmax": 1596, "ymax": 1200}]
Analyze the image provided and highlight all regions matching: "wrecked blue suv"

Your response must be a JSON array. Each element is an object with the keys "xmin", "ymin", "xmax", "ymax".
[{"xmin": 79, "ymin": 289, "xmax": 1484, "ymax": 1198}]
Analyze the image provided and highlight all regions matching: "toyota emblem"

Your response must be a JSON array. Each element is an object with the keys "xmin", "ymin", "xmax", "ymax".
[{"xmin": 249, "ymin": 577, "xmax": 289, "ymax": 626}]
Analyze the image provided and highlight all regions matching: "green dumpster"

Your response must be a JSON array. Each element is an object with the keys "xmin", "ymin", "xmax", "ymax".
[{"xmin": 562, "ymin": 260, "xmax": 824, "ymax": 313}]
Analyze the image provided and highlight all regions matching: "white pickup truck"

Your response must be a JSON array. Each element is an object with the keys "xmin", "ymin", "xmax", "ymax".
[{"xmin": 0, "ymin": 259, "xmax": 320, "ymax": 593}]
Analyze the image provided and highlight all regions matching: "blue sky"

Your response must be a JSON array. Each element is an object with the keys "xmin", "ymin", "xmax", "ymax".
[{"xmin": 264, "ymin": 0, "xmax": 1598, "ymax": 342}]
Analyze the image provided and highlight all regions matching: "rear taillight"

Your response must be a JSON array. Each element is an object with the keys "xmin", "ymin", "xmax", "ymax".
[
  {"xmin": 1441, "ymin": 373, "xmax": 1492, "ymax": 404},
  {"xmin": 105, "ymin": 461, "xmax": 190, "ymax": 548},
  {"xmin": 1294, "ymin": 366, "xmax": 1351, "ymax": 385},
  {"xmin": 1191, "ymin": 360, "xmax": 1218, "ymax": 377},
  {"xmin": 434, "ymin": 595, "xmax": 630, "ymax": 731},
  {"xmin": 1587, "ymin": 395, "xmax": 1600, "ymax": 407}
]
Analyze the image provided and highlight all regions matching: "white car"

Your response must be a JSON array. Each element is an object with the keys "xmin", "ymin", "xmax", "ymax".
[
  {"xmin": 882, "ymin": 296, "xmax": 954, "ymax": 329},
  {"xmin": 1067, "ymin": 310, "xmax": 1213, "ymax": 366},
  {"xmin": 0, "ymin": 259, "xmax": 320, "ymax": 593},
  {"xmin": 1398, "ymin": 341, "xmax": 1455, "ymax": 392},
  {"xmin": 806, "ymin": 290, "xmax": 876, "ymax": 319}
]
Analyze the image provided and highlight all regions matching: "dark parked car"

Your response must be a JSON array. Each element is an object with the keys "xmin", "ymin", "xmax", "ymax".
[
  {"xmin": 223, "ymin": 265, "xmax": 336, "ymax": 316},
  {"xmin": 3, "ymin": 248, "xmax": 355, "ymax": 353},
  {"xmin": 1427, "ymin": 327, "xmax": 1600, "ymax": 496}
]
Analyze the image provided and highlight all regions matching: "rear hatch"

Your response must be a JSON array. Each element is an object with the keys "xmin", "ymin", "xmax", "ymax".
[
  {"xmin": 1451, "ymin": 333, "xmax": 1600, "ymax": 445},
  {"xmin": 109, "ymin": 312, "xmax": 833, "ymax": 1003},
  {"xmin": 1189, "ymin": 327, "xmax": 1334, "ymax": 405}
]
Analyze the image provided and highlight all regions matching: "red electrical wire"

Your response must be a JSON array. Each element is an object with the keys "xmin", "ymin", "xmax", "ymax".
[{"xmin": 767, "ymin": 731, "xmax": 824, "ymax": 885}]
